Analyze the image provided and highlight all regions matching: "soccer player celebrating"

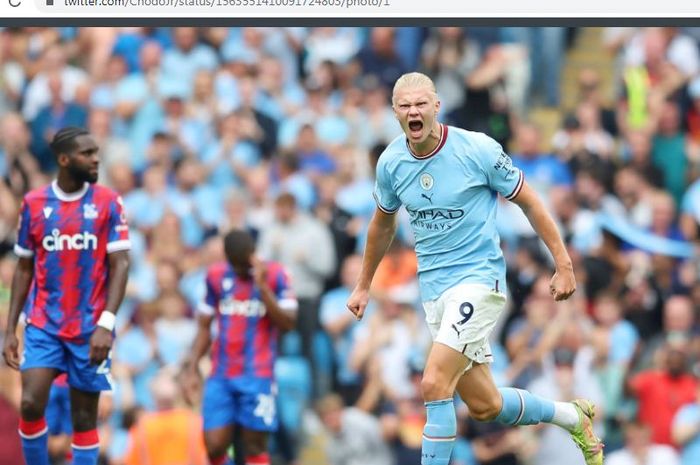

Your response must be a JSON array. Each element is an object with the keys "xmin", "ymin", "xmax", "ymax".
[
  {"xmin": 346, "ymin": 72, "xmax": 604, "ymax": 465},
  {"xmin": 182, "ymin": 229, "xmax": 297, "ymax": 465},
  {"xmin": 3, "ymin": 127, "xmax": 130, "ymax": 465}
]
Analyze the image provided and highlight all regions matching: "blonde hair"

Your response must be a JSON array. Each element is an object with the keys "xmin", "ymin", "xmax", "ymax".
[{"xmin": 392, "ymin": 72, "xmax": 437, "ymax": 105}]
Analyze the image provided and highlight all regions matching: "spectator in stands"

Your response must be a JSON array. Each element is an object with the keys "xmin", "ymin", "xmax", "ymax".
[
  {"xmin": 623, "ymin": 130, "xmax": 665, "ymax": 189},
  {"xmin": 575, "ymin": 67, "xmax": 618, "ymax": 136},
  {"xmin": 637, "ymin": 295, "xmax": 697, "ymax": 370},
  {"xmin": 686, "ymin": 76, "xmax": 700, "ymax": 145},
  {"xmin": 349, "ymin": 286, "xmax": 429, "ymax": 401},
  {"xmin": 89, "ymin": 108, "xmax": 131, "ymax": 182},
  {"xmin": 2, "ymin": 26, "xmax": 700, "ymax": 465},
  {"xmin": 161, "ymin": 27, "xmax": 218, "ymax": 90},
  {"xmin": 420, "ymin": 27, "xmax": 480, "ymax": 118},
  {"xmin": 681, "ymin": 174, "xmax": 700, "ymax": 240},
  {"xmin": 606, "ymin": 421, "xmax": 680, "ymax": 465},
  {"xmin": 316, "ymin": 393, "xmax": 395, "ymax": 465},
  {"xmin": 652, "ymin": 100, "xmax": 688, "ymax": 205},
  {"xmin": 0, "ymin": 113, "xmax": 42, "ymax": 198},
  {"xmin": 613, "ymin": 166, "xmax": 654, "ymax": 229},
  {"xmin": 30, "ymin": 73, "xmax": 88, "ymax": 171},
  {"xmin": 672, "ymin": 382, "xmax": 700, "ymax": 465},
  {"xmin": 648, "ymin": 191, "xmax": 685, "ymax": 241},
  {"xmin": 320, "ymin": 255, "xmax": 368, "ymax": 405},
  {"xmin": 371, "ymin": 240, "xmax": 418, "ymax": 295},
  {"xmin": 510, "ymin": 122, "xmax": 573, "ymax": 199},
  {"xmin": 166, "ymin": 157, "xmax": 222, "ymax": 248},
  {"xmin": 354, "ymin": 27, "xmax": 407, "ymax": 90},
  {"xmin": 529, "ymin": 347, "xmax": 604, "ymax": 465},
  {"xmin": 513, "ymin": 27, "xmax": 567, "ymax": 108},
  {"xmin": 21, "ymin": 44, "xmax": 88, "ymax": 121},
  {"xmin": 593, "ymin": 292, "xmax": 640, "ymax": 365},
  {"xmin": 258, "ymin": 192, "xmax": 335, "ymax": 374},
  {"xmin": 124, "ymin": 368, "xmax": 207, "ymax": 465},
  {"xmin": 303, "ymin": 28, "xmax": 361, "ymax": 76},
  {"xmin": 627, "ymin": 340, "xmax": 698, "ymax": 446}
]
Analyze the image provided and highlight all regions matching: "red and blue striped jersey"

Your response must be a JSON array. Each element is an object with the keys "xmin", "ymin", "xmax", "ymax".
[
  {"xmin": 15, "ymin": 181, "xmax": 130, "ymax": 342},
  {"xmin": 199, "ymin": 261, "xmax": 297, "ymax": 379}
]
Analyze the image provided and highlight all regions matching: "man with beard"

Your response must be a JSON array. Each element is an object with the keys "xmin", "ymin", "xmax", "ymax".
[
  {"xmin": 628, "ymin": 341, "xmax": 698, "ymax": 446},
  {"xmin": 3, "ymin": 127, "xmax": 131, "ymax": 465}
]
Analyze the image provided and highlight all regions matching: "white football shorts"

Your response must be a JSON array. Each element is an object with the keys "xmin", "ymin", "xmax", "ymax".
[{"xmin": 422, "ymin": 282, "xmax": 507, "ymax": 367}]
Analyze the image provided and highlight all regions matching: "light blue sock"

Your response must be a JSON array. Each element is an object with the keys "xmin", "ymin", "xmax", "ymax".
[
  {"xmin": 494, "ymin": 387, "xmax": 555, "ymax": 425},
  {"xmin": 422, "ymin": 399, "xmax": 457, "ymax": 465}
]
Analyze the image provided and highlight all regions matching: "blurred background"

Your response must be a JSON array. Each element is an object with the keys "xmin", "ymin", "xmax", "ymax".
[{"xmin": 0, "ymin": 26, "xmax": 700, "ymax": 465}]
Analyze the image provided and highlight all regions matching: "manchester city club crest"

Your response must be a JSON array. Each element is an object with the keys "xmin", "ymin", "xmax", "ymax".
[{"xmin": 420, "ymin": 173, "xmax": 434, "ymax": 190}]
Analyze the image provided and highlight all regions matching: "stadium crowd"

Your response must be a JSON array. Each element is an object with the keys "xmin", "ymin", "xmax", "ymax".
[{"xmin": 1, "ymin": 25, "xmax": 700, "ymax": 465}]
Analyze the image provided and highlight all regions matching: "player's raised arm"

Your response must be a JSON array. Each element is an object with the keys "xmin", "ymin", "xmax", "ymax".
[
  {"xmin": 2, "ymin": 256, "xmax": 35, "ymax": 370},
  {"xmin": 509, "ymin": 181, "xmax": 576, "ymax": 301},
  {"xmin": 252, "ymin": 256, "xmax": 297, "ymax": 332},
  {"xmin": 347, "ymin": 207, "xmax": 398, "ymax": 320}
]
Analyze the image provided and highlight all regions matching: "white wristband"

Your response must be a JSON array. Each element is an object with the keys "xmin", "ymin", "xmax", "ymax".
[{"xmin": 96, "ymin": 311, "xmax": 116, "ymax": 331}]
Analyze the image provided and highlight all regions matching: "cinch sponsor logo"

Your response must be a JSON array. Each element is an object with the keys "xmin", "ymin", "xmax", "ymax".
[
  {"xmin": 42, "ymin": 229, "xmax": 98, "ymax": 251},
  {"xmin": 219, "ymin": 298, "xmax": 266, "ymax": 317}
]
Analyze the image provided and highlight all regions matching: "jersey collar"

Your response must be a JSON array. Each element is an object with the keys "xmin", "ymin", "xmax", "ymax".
[
  {"xmin": 51, "ymin": 180, "xmax": 89, "ymax": 201},
  {"xmin": 407, "ymin": 124, "xmax": 448, "ymax": 160}
]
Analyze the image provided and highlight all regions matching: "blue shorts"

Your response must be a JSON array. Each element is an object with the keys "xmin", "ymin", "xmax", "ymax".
[
  {"xmin": 202, "ymin": 376, "xmax": 277, "ymax": 432},
  {"xmin": 46, "ymin": 383, "xmax": 72, "ymax": 435},
  {"xmin": 21, "ymin": 324, "xmax": 112, "ymax": 393}
]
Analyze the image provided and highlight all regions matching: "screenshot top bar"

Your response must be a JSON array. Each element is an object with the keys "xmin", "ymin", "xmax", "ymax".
[{"xmin": 3, "ymin": 0, "xmax": 700, "ymax": 19}]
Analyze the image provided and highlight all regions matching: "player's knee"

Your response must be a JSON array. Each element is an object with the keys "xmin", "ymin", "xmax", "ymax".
[
  {"xmin": 242, "ymin": 431, "xmax": 268, "ymax": 456},
  {"xmin": 469, "ymin": 396, "xmax": 502, "ymax": 422},
  {"xmin": 421, "ymin": 373, "xmax": 451, "ymax": 401},
  {"xmin": 20, "ymin": 392, "xmax": 46, "ymax": 420},
  {"xmin": 203, "ymin": 434, "xmax": 229, "ymax": 458}
]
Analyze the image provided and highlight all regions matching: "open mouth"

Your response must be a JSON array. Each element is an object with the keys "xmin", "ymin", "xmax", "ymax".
[{"xmin": 408, "ymin": 121, "xmax": 423, "ymax": 137}]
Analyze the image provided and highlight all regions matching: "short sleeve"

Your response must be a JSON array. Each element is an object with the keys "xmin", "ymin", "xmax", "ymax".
[
  {"xmin": 198, "ymin": 270, "xmax": 218, "ymax": 316},
  {"xmin": 373, "ymin": 156, "xmax": 401, "ymax": 214},
  {"xmin": 673, "ymin": 405, "xmax": 700, "ymax": 429},
  {"xmin": 681, "ymin": 182, "xmax": 700, "ymax": 216},
  {"xmin": 474, "ymin": 134, "xmax": 524, "ymax": 201},
  {"xmin": 106, "ymin": 195, "xmax": 131, "ymax": 253},
  {"xmin": 273, "ymin": 266, "xmax": 298, "ymax": 312},
  {"xmin": 14, "ymin": 199, "xmax": 34, "ymax": 258}
]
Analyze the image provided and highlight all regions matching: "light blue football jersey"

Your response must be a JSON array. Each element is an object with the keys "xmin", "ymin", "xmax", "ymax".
[{"xmin": 373, "ymin": 125, "xmax": 524, "ymax": 301}]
